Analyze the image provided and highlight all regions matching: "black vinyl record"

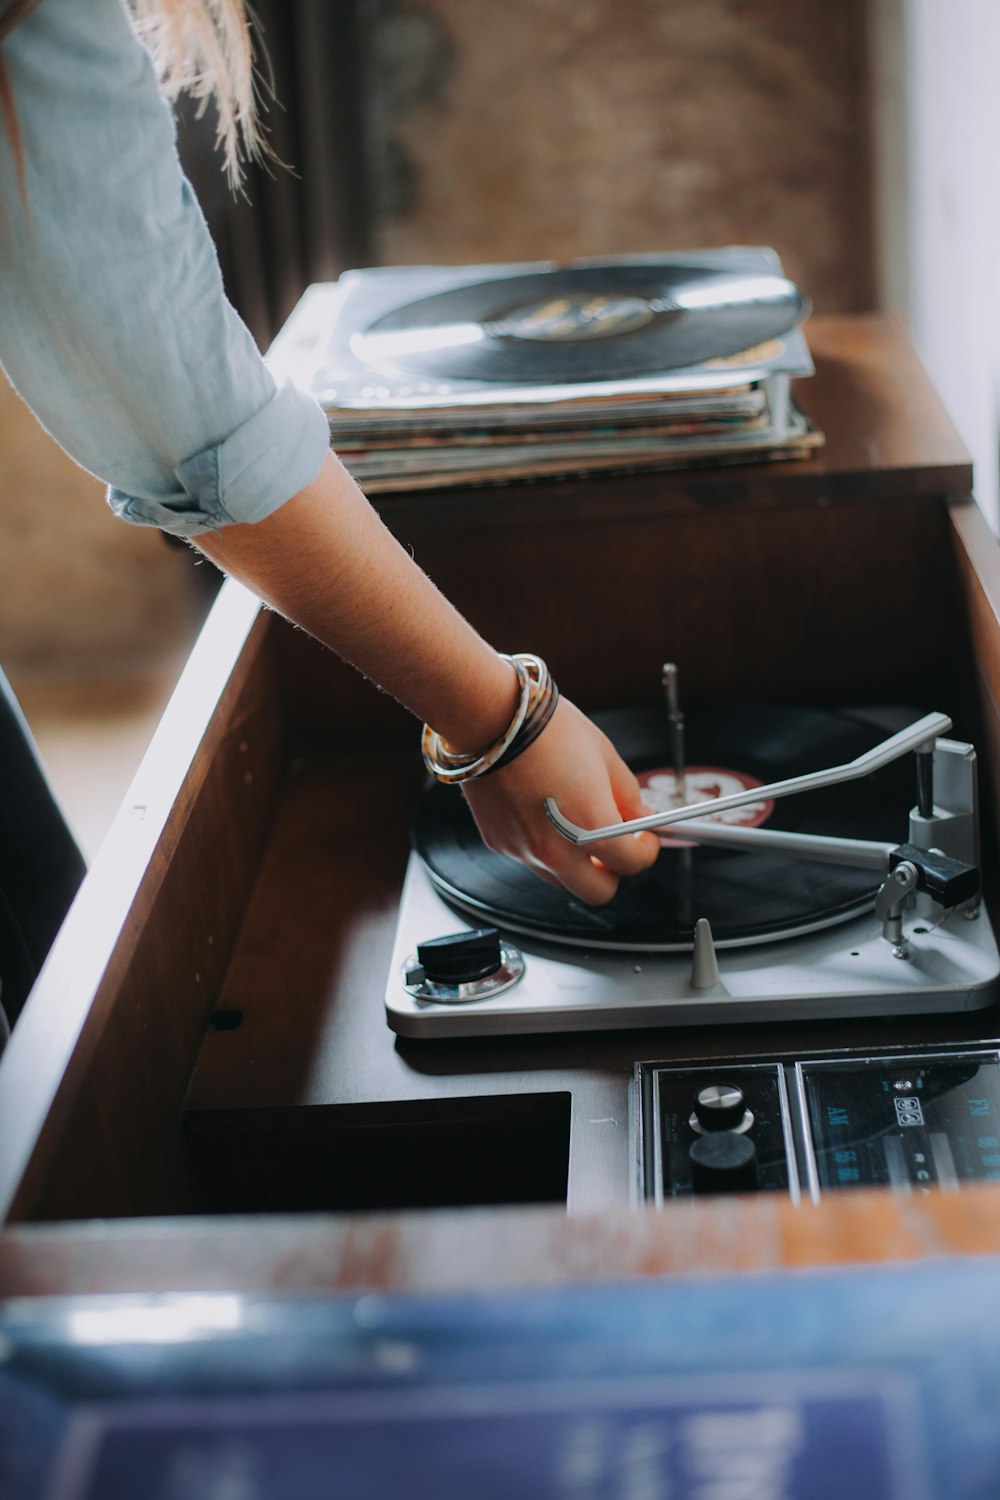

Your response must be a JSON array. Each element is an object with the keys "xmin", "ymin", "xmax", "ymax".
[
  {"xmin": 413, "ymin": 703, "xmax": 917, "ymax": 951},
  {"xmin": 357, "ymin": 264, "xmax": 808, "ymax": 385}
]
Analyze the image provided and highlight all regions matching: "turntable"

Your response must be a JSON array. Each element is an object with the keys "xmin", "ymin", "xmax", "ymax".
[{"xmin": 385, "ymin": 677, "xmax": 1000, "ymax": 1038}]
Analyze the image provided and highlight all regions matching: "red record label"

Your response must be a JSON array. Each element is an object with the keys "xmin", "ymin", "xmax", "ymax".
[{"xmin": 636, "ymin": 765, "xmax": 774, "ymax": 846}]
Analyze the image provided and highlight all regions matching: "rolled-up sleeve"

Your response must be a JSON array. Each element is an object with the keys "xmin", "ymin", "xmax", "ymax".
[{"xmin": 0, "ymin": 0, "xmax": 331, "ymax": 536}]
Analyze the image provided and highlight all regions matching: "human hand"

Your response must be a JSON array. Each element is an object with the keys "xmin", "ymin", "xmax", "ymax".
[{"xmin": 460, "ymin": 697, "xmax": 661, "ymax": 904}]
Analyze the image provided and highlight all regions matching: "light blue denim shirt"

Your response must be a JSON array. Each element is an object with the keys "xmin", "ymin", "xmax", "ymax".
[{"xmin": 0, "ymin": 0, "xmax": 331, "ymax": 536}]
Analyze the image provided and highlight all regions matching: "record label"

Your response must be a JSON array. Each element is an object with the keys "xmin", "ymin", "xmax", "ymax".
[{"xmin": 636, "ymin": 764, "xmax": 775, "ymax": 847}]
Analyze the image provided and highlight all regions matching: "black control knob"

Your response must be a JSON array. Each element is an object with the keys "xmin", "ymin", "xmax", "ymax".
[
  {"xmin": 689, "ymin": 1131, "xmax": 759, "ymax": 1194},
  {"xmin": 693, "ymin": 1082, "xmax": 747, "ymax": 1132},
  {"xmin": 416, "ymin": 927, "xmax": 503, "ymax": 985}
]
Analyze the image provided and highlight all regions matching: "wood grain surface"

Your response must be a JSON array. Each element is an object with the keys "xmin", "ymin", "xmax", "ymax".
[{"xmin": 5, "ymin": 1183, "xmax": 1000, "ymax": 1299}]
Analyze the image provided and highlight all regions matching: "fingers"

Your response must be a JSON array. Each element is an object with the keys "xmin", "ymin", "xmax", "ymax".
[
  {"xmin": 505, "ymin": 821, "xmax": 639, "ymax": 905},
  {"xmin": 606, "ymin": 749, "xmax": 651, "ymax": 820},
  {"xmin": 460, "ymin": 697, "xmax": 661, "ymax": 905},
  {"xmin": 549, "ymin": 853, "xmax": 621, "ymax": 906},
  {"xmin": 531, "ymin": 832, "xmax": 656, "ymax": 905},
  {"xmin": 591, "ymin": 747, "xmax": 661, "ymax": 877},
  {"xmin": 590, "ymin": 827, "xmax": 660, "ymax": 878},
  {"xmin": 530, "ymin": 803, "xmax": 659, "ymax": 903},
  {"xmin": 514, "ymin": 834, "xmax": 617, "ymax": 903}
]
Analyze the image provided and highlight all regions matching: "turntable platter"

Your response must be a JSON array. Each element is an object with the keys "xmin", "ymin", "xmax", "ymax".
[{"xmin": 413, "ymin": 703, "xmax": 916, "ymax": 951}]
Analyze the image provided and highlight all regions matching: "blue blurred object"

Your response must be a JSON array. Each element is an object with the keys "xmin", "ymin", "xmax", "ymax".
[{"xmin": 4, "ymin": 1258, "xmax": 1000, "ymax": 1498}]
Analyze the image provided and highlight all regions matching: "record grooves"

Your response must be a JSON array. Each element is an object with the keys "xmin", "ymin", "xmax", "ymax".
[
  {"xmin": 413, "ymin": 703, "xmax": 916, "ymax": 951},
  {"xmin": 359, "ymin": 264, "xmax": 808, "ymax": 385}
]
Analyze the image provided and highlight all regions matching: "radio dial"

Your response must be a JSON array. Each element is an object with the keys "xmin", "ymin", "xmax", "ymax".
[
  {"xmin": 689, "ymin": 1131, "xmax": 759, "ymax": 1194},
  {"xmin": 693, "ymin": 1081, "xmax": 748, "ymax": 1132}
]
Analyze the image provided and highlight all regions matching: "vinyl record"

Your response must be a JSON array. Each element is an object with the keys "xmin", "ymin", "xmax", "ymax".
[
  {"xmin": 413, "ymin": 703, "xmax": 917, "ymax": 951},
  {"xmin": 356, "ymin": 263, "xmax": 808, "ymax": 386}
]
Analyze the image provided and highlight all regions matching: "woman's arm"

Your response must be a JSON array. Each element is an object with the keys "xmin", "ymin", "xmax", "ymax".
[
  {"xmin": 0, "ymin": 0, "xmax": 658, "ymax": 902},
  {"xmin": 196, "ymin": 451, "xmax": 660, "ymax": 904}
]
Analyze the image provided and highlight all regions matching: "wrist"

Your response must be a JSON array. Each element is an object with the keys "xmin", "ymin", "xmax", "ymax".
[
  {"xmin": 422, "ymin": 654, "xmax": 560, "ymax": 784},
  {"xmin": 433, "ymin": 651, "xmax": 521, "ymax": 756}
]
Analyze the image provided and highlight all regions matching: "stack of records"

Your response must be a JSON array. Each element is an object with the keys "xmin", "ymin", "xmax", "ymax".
[{"xmin": 269, "ymin": 246, "xmax": 823, "ymax": 494}]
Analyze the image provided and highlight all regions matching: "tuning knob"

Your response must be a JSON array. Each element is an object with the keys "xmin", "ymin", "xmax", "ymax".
[
  {"xmin": 689, "ymin": 1131, "xmax": 759, "ymax": 1194},
  {"xmin": 693, "ymin": 1082, "xmax": 748, "ymax": 1132}
]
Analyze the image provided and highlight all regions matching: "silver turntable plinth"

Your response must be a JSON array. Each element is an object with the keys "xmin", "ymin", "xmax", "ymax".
[{"xmin": 385, "ymin": 856, "xmax": 999, "ymax": 1039}]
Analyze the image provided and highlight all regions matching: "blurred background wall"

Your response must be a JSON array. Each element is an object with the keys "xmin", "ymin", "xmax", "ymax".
[
  {"xmin": 0, "ymin": 0, "xmax": 896, "ymax": 685},
  {"xmin": 874, "ymin": 0, "xmax": 1000, "ymax": 532},
  {"xmin": 361, "ymin": 0, "xmax": 872, "ymax": 313},
  {"xmin": 201, "ymin": 0, "xmax": 873, "ymax": 353}
]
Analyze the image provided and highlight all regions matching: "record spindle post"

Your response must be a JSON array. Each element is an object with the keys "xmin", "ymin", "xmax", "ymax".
[{"xmin": 661, "ymin": 662, "xmax": 686, "ymax": 791}]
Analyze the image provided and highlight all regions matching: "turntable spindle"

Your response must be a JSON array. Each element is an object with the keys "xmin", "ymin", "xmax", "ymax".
[{"xmin": 661, "ymin": 662, "xmax": 686, "ymax": 795}]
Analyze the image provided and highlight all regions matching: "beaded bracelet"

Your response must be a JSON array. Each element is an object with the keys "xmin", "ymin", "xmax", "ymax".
[{"xmin": 421, "ymin": 653, "xmax": 559, "ymax": 784}]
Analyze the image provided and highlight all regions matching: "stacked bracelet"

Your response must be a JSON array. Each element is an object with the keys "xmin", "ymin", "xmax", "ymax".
[
  {"xmin": 421, "ymin": 653, "xmax": 560, "ymax": 785},
  {"xmin": 490, "ymin": 654, "xmax": 559, "ymax": 773}
]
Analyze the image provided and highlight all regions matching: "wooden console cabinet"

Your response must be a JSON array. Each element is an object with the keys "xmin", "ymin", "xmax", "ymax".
[{"xmin": 4, "ymin": 314, "xmax": 1000, "ymax": 1297}]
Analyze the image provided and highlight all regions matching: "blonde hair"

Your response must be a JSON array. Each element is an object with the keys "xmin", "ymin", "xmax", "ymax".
[
  {"xmin": 1, "ymin": 0, "xmax": 267, "ymax": 189},
  {"xmin": 129, "ymin": 0, "xmax": 268, "ymax": 186}
]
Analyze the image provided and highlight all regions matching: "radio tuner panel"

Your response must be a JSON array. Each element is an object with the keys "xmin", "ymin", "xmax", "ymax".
[{"xmin": 635, "ymin": 1046, "xmax": 1000, "ymax": 1203}]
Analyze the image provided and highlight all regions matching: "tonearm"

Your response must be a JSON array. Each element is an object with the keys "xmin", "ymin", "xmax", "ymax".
[{"xmin": 545, "ymin": 711, "xmax": 982, "ymax": 952}]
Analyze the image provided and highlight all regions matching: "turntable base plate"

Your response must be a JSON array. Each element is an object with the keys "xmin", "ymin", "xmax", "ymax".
[{"xmin": 386, "ymin": 855, "xmax": 1000, "ymax": 1039}]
